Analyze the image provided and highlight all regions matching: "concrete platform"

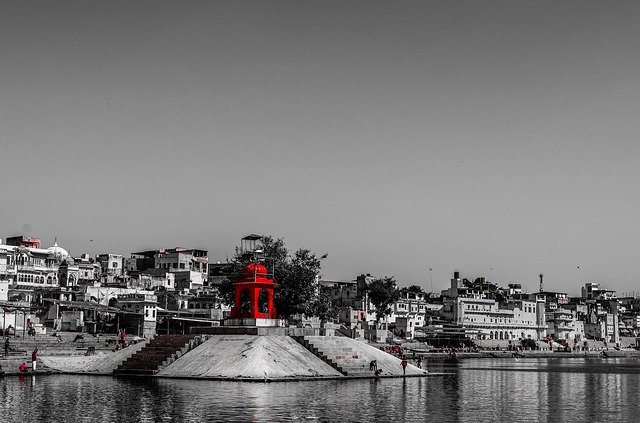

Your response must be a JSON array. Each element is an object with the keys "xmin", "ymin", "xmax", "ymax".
[
  {"xmin": 37, "ymin": 341, "xmax": 148, "ymax": 375},
  {"xmin": 303, "ymin": 336, "xmax": 424, "ymax": 377},
  {"xmin": 156, "ymin": 335, "xmax": 343, "ymax": 380}
]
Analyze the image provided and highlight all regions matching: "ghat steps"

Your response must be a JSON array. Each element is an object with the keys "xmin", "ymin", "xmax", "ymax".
[
  {"xmin": 296, "ymin": 336, "xmax": 424, "ymax": 377},
  {"xmin": 113, "ymin": 334, "xmax": 202, "ymax": 376}
]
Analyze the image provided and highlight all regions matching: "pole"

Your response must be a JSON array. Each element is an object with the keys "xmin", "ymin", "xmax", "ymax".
[{"xmin": 429, "ymin": 268, "xmax": 433, "ymax": 293}]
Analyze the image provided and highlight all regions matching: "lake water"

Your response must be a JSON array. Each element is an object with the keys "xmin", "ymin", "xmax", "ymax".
[{"xmin": 2, "ymin": 357, "xmax": 640, "ymax": 422}]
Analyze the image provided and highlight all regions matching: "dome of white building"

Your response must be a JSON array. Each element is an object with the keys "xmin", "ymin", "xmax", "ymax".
[{"xmin": 48, "ymin": 240, "xmax": 69, "ymax": 262}]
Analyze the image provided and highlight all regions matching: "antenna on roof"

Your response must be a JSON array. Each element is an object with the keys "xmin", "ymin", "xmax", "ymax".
[{"xmin": 539, "ymin": 273, "xmax": 544, "ymax": 293}]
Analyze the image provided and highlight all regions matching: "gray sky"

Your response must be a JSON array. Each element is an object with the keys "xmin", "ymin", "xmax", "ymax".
[{"xmin": 2, "ymin": 1, "xmax": 640, "ymax": 295}]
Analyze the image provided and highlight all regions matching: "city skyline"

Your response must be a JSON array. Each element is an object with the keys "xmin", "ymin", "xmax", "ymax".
[
  {"xmin": 1, "ymin": 232, "xmax": 635, "ymax": 298},
  {"xmin": 2, "ymin": 1, "xmax": 640, "ymax": 295}
]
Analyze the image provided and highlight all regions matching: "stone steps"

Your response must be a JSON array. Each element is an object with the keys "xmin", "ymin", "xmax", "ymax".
[
  {"xmin": 294, "ymin": 336, "xmax": 375, "ymax": 377},
  {"xmin": 296, "ymin": 336, "xmax": 424, "ymax": 377},
  {"xmin": 113, "ymin": 334, "xmax": 202, "ymax": 377}
]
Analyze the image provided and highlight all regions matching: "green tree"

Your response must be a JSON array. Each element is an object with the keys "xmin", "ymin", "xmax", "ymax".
[
  {"xmin": 400, "ymin": 284, "xmax": 424, "ymax": 295},
  {"xmin": 311, "ymin": 291, "xmax": 338, "ymax": 323},
  {"xmin": 219, "ymin": 236, "xmax": 328, "ymax": 322},
  {"xmin": 367, "ymin": 276, "xmax": 401, "ymax": 320}
]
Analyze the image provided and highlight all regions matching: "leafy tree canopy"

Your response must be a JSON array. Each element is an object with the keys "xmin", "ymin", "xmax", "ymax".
[
  {"xmin": 400, "ymin": 284, "xmax": 424, "ymax": 295},
  {"xmin": 367, "ymin": 276, "xmax": 401, "ymax": 320}
]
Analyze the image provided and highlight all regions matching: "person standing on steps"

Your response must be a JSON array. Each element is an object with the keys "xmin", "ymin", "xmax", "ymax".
[
  {"xmin": 31, "ymin": 348, "xmax": 38, "ymax": 371},
  {"xmin": 401, "ymin": 359, "xmax": 408, "ymax": 376}
]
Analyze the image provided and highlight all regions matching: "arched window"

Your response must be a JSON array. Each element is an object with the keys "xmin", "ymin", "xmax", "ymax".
[
  {"xmin": 499, "ymin": 332, "xmax": 503, "ymax": 340},
  {"xmin": 490, "ymin": 331, "xmax": 494, "ymax": 340},
  {"xmin": 258, "ymin": 289, "xmax": 269, "ymax": 314},
  {"xmin": 240, "ymin": 289, "xmax": 251, "ymax": 315}
]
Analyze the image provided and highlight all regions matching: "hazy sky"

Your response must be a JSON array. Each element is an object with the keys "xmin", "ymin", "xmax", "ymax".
[{"xmin": 2, "ymin": 1, "xmax": 640, "ymax": 295}]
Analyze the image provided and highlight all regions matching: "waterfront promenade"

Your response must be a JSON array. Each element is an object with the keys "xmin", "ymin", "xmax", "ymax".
[{"xmin": 3, "ymin": 332, "xmax": 638, "ymax": 380}]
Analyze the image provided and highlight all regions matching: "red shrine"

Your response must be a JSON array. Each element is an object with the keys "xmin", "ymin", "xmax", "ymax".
[{"xmin": 230, "ymin": 262, "xmax": 277, "ymax": 319}]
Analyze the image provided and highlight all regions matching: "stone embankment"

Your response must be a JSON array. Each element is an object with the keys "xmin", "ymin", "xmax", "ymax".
[
  {"xmin": 156, "ymin": 335, "xmax": 343, "ymax": 380},
  {"xmin": 155, "ymin": 335, "xmax": 424, "ymax": 380},
  {"xmin": 1, "ymin": 341, "xmax": 147, "ymax": 375},
  {"xmin": 2, "ymin": 334, "xmax": 426, "ymax": 380},
  {"xmin": 418, "ymin": 349, "xmax": 640, "ymax": 362}
]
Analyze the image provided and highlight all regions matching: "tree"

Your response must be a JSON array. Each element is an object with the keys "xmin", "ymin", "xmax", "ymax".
[
  {"xmin": 367, "ymin": 276, "xmax": 401, "ymax": 321},
  {"xmin": 218, "ymin": 236, "xmax": 328, "ymax": 322},
  {"xmin": 400, "ymin": 285, "xmax": 424, "ymax": 295},
  {"xmin": 311, "ymin": 291, "xmax": 338, "ymax": 323}
]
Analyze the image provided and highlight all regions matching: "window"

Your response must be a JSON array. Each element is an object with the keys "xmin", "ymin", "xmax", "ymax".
[
  {"xmin": 240, "ymin": 289, "xmax": 251, "ymax": 315},
  {"xmin": 179, "ymin": 263, "xmax": 185, "ymax": 269},
  {"xmin": 112, "ymin": 262, "xmax": 118, "ymax": 268},
  {"xmin": 258, "ymin": 289, "xmax": 269, "ymax": 314}
]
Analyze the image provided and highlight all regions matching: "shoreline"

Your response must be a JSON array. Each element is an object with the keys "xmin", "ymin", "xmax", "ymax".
[
  {"xmin": 419, "ymin": 349, "xmax": 640, "ymax": 362},
  {"xmin": 2, "ymin": 349, "xmax": 637, "ymax": 380}
]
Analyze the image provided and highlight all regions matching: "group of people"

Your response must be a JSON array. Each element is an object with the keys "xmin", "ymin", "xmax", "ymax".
[
  {"xmin": 368, "ymin": 360, "xmax": 383, "ymax": 376},
  {"xmin": 18, "ymin": 348, "xmax": 38, "ymax": 374},
  {"xmin": 379, "ymin": 345, "xmax": 403, "ymax": 357},
  {"xmin": 114, "ymin": 329, "xmax": 128, "ymax": 351}
]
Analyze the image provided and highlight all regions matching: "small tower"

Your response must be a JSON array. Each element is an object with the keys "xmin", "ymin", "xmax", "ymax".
[{"xmin": 539, "ymin": 273, "xmax": 544, "ymax": 293}]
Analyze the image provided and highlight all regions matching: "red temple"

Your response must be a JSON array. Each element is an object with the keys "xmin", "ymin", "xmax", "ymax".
[{"xmin": 230, "ymin": 262, "xmax": 277, "ymax": 319}]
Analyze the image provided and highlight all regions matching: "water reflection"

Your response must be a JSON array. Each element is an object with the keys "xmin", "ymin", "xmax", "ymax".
[{"xmin": 1, "ymin": 358, "xmax": 640, "ymax": 422}]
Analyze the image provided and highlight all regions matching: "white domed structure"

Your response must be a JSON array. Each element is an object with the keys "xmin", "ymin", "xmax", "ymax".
[{"xmin": 48, "ymin": 240, "xmax": 69, "ymax": 262}]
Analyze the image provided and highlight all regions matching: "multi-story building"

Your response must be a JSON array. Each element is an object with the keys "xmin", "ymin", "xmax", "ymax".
[
  {"xmin": 75, "ymin": 254, "xmax": 101, "ymax": 285},
  {"xmin": 392, "ymin": 292, "xmax": 428, "ymax": 339},
  {"xmin": 546, "ymin": 308, "xmax": 585, "ymax": 341},
  {"xmin": 0, "ymin": 236, "xmax": 73, "ymax": 287},
  {"xmin": 439, "ymin": 272, "xmax": 547, "ymax": 342},
  {"xmin": 582, "ymin": 282, "xmax": 616, "ymax": 300},
  {"xmin": 208, "ymin": 262, "xmax": 235, "ymax": 287},
  {"xmin": 117, "ymin": 293, "xmax": 158, "ymax": 337},
  {"xmin": 96, "ymin": 253, "xmax": 124, "ymax": 285},
  {"xmin": 131, "ymin": 247, "xmax": 208, "ymax": 290},
  {"xmin": 320, "ymin": 279, "xmax": 359, "ymax": 308}
]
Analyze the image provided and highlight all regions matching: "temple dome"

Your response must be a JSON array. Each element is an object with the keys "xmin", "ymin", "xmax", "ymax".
[
  {"xmin": 47, "ymin": 240, "xmax": 69, "ymax": 261},
  {"xmin": 242, "ymin": 262, "xmax": 268, "ymax": 276}
]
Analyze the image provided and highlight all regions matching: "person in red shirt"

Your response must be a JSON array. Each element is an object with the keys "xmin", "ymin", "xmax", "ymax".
[
  {"xmin": 401, "ymin": 359, "xmax": 408, "ymax": 376},
  {"xmin": 19, "ymin": 362, "xmax": 27, "ymax": 373}
]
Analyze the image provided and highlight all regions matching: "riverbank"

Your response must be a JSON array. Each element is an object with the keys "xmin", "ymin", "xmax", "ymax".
[
  {"xmin": 4, "ymin": 335, "xmax": 427, "ymax": 381},
  {"xmin": 417, "ymin": 348, "xmax": 640, "ymax": 362},
  {"xmin": 0, "ymin": 341, "xmax": 147, "ymax": 376},
  {"xmin": 4, "ymin": 334, "xmax": 637, "ymax": 379}
]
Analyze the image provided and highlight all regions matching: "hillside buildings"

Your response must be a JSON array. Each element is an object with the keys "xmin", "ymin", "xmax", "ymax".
[{"xmin": 0, "ymin": 232, "xmax": 636, "ymax": 348}]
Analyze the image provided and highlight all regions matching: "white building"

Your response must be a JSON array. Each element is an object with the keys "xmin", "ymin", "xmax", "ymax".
[
  {"xmin": 439, "ymin": 272, "xmax": 547, "ymax": 342},
  {"xmin": 546, "ymin": 308, "xmax": 585, "ymax": 342},
  {"xmin": 0, "ymin": 236, "xmax": 75, "ymax": 287}
]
